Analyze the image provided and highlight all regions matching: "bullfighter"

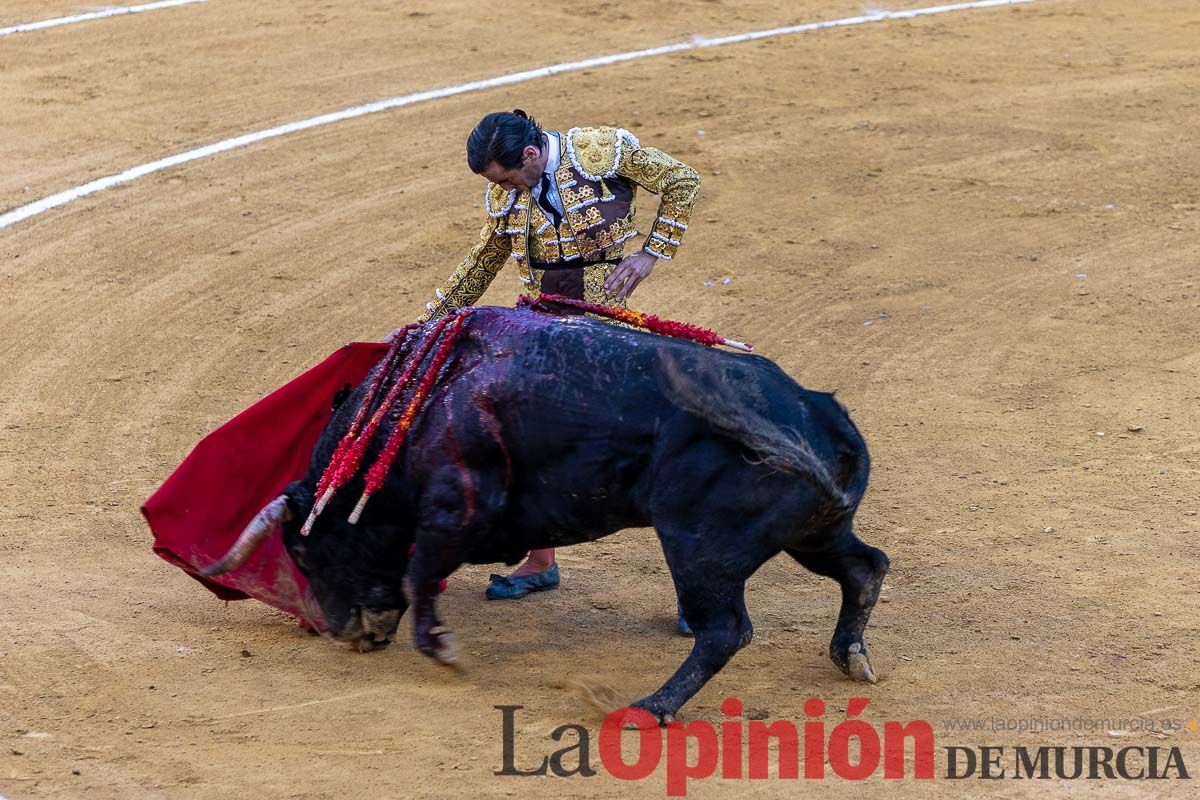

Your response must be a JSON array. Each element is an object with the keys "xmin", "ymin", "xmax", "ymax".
[{"xmin": 419, "ymin": 109, "xmax": 701, "ymax": 620}]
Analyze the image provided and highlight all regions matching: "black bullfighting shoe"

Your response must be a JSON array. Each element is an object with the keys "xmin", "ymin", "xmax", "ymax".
[{"xmin": 485, "ymin": 563, "xmax": 561, "ymax": 599}]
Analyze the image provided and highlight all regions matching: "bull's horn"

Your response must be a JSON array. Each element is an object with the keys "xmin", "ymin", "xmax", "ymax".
[{"xmin": 200, "ymin": 495, "xmax": 292, "ymax": 577}]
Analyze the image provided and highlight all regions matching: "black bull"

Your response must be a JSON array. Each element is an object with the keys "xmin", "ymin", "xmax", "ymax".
[{"xmin": 205, "ymin": 306, "xmax": 889, "ymax": 723}]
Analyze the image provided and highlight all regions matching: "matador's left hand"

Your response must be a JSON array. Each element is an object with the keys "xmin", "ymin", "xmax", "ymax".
[{"xmin": 605, "ymin": 251, "xmax": 658, "ymax": 302}]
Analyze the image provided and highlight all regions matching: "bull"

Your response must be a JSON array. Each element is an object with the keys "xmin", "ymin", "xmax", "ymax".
[{"xmin": 203, "ymin": 305, "xmax": 889, "ymax": 723}]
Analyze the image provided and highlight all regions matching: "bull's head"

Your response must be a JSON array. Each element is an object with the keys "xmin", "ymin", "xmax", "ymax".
[{"xmin": 203, "ymin": 487, "xmax": 413, "ymax": 652}]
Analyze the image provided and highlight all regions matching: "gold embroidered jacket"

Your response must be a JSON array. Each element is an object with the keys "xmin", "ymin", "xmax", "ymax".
[{"xmin": 420, "ymin": 127, "xmax": 700, "ymax": 321}]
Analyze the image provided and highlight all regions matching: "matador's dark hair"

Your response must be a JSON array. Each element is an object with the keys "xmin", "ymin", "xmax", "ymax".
[{"xmin": 466, "ymin": 109, "xmax": 543, "ymax": 173}]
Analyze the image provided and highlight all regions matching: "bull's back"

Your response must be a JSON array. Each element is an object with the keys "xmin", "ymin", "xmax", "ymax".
[{"xmin": 453, "ymin": 306, "xmax": 861, "ymax": 463}]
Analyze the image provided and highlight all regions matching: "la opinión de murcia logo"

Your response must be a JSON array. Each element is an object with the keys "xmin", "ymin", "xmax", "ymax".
[
  {"xmin": 498, "ymin": 697, "xmax": 934, "ymax": 795},
  {"xmin": 495, "ymin": 699, "xmax": 1191, "ymax": 795}
]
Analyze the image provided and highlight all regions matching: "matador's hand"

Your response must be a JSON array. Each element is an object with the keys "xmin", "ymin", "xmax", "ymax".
[{"xmin": 605, "ymin": 252, "xmax": 658, "ymax": 302}]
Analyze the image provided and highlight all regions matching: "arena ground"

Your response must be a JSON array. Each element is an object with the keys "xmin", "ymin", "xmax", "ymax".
[{"xmin": 1, "ymin": 0, "xmax": 1198, "ymax": 796}]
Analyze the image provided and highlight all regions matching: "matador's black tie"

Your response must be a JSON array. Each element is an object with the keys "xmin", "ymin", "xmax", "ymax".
[{"xmin": 537, "ymin": 172, "xmax": 562, "ymax": 229}]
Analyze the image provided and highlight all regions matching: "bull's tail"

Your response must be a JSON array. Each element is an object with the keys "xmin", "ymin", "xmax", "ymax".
[{"xmin": 658, "ymin": 354, "xmax": 863, "ymax": 516}]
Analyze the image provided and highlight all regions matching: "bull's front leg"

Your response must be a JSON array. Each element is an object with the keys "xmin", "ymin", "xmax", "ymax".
[
  {"xmin": 403, "ymin": 536, "xmax": 463, "ymax": 667},
  {"xmin": 403, "ymin": 568, "xmax": 458, "ymax": 671},
  {"xmin": 405, "ymin": 462, "xmax": 501, "ymax": 668}
]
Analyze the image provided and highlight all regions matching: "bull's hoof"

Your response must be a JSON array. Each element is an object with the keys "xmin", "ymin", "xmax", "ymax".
[
  {"xmin": 418, "ymin": 625, "xmax": 461, "ymax": 668},
  {"xmin": 626, "ymin": 701, "xmax": 677, "ymax": 728},
  {"xmin": 842, "ymin": 642, "xmax": 878, "ymax": 684}
]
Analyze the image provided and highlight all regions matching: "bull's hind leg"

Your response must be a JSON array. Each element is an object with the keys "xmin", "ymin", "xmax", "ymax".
[
  {"xmin": 631, "ymin": 528, "xmax": 756, "ymax": 725},
  {"xmin": 787, "ymin": 529, "xmax": 889, "ymax": 684}
]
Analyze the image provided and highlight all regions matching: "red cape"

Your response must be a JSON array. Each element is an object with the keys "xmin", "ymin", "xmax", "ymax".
[{"xmin": 142, "ymin": 342, "xmax": 388, "ymax": 626}]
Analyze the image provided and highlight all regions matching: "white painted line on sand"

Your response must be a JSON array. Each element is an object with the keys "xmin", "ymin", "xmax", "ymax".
[
  {"xmin": 0, "ymin": 0, "xmax": 208, "ymax": 38},
  {"xmin": 0, "ymin": 0, "xmax": 1036, "ymax": 231}
]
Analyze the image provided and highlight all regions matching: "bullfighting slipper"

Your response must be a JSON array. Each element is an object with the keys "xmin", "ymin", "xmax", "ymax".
[{"xmin": 485, "ymin": 563, "xmax": 561, "ymax": 600}]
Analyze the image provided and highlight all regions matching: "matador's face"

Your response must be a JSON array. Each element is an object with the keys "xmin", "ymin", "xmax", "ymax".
[{"xmin": 478, "ymin": 143, "xmax": 545, "ymax": 192}]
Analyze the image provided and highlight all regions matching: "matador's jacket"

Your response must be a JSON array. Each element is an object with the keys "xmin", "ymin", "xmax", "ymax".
[{"xmin": 420, "ymin": 127, "xmax": 700, "ymax": 321}]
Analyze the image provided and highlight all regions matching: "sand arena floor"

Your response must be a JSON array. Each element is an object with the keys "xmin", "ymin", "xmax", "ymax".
[{"xmin": 1, "ymin": 0, "xmax": 1198, "ymax": 797}]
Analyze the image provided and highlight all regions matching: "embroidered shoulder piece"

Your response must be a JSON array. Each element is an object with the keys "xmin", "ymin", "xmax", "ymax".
[
  {"xmin": 485, "ymin": 182, "xmax": 516, "ymax": 218},
  {"xmin": 565, "ymin": 126, "xmax": 641, "ymax": 181}
]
